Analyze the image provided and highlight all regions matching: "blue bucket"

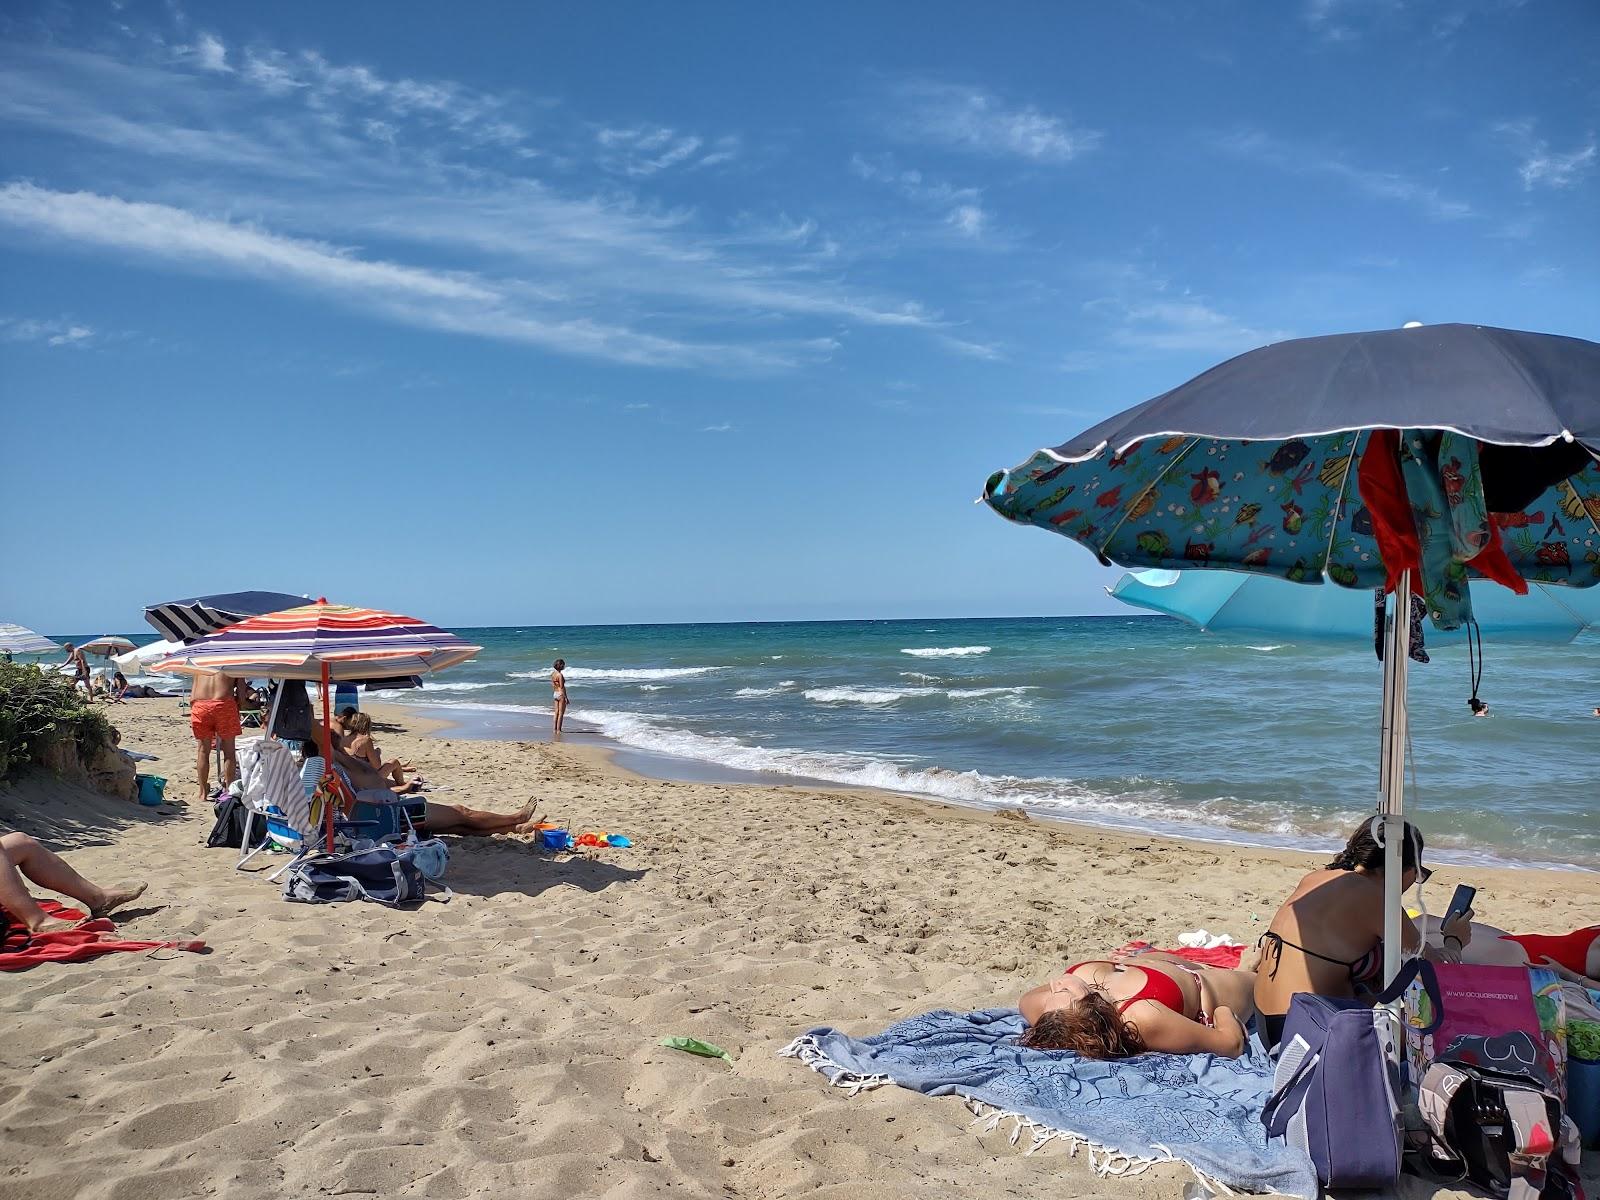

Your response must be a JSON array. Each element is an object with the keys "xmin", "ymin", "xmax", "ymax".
[{"xmin": 137, "ymin": 775, "xmax": 167, "ymax": 806}]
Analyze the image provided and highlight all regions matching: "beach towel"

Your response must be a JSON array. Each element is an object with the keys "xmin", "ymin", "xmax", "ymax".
[
  {"xmin": 0, "ymin": 901, "xmax": 206, "ymax": 972},
  {"xmin": 782, "ymin": 1008, "xmax": 1317, "ymax": 1197},
  {"xmin": 1117, "ymin": 939, "xmax": 1246, "ymax": 969}
]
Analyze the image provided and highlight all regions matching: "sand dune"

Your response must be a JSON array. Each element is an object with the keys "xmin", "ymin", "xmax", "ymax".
[{"xmin": 0, "ymin": 697, "xmax": 1594, "ymax": 1198}]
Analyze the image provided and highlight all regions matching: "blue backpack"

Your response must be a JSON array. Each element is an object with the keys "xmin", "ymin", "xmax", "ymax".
[{"xmin": 1261, "ymin": 957, "xmax": 1442, "ymax": 1190}]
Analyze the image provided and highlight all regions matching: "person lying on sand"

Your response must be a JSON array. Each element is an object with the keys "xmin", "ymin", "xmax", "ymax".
[
  {"xmin": 1019, "ymin": 947, "xmax": 1255, "ymax": 1058},
  {"xmin": 1424, "ymin": 918, "xmax": 1600, "ymax": 988},
  {"xmin": 0, "ymin": 831, "xmax": 146, "ymax": 934},
  {"xmin": 1254, "ymin": 819, "xmax": 1473, "ymax": 1051},
  {"xmin": 300, "ymin": 741, "xmax": 538, "ymax": 838}
]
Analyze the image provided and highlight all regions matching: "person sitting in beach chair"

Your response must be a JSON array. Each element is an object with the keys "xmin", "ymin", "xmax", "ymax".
[
  {"xmin": 0, "ymin": 831, "xmax": 146, "ymax": 934},
  {"xmin": 1253, "ymin": 820, "xmax": 1475, "ymax": 1051},
  {"xmin": 304, "ymin": 739, "xmax": 538, "ymax": 838},
  {"xmin": 1019, "ymin": 946, "xmax": 1256, "ymax": 1058}
]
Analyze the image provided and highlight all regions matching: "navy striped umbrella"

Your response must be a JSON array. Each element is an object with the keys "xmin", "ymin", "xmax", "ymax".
[{"xmin": 143, "ymin": 591, "xmax": 309, "ymax": 644}]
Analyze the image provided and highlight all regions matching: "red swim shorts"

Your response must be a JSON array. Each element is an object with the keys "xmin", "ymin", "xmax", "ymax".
[{"xmin": 190, "ymin": 698, "xmax": 242, "ymax": 741}]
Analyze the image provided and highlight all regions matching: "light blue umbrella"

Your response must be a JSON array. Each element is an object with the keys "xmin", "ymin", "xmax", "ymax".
[{"xmin": 1109, "ymin": 569, "xmax": 1600, "ymax": 644}]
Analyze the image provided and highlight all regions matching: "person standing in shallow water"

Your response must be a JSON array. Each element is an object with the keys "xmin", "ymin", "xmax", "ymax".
[{"xmin": 551, "ymin": 659, "xmax": 568, "ymax": 735}]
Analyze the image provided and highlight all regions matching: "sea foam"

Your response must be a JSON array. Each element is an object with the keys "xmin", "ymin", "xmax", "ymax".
[{"xmin": 900, "ymin": 645, "xmax": 991, "ymax": 658}]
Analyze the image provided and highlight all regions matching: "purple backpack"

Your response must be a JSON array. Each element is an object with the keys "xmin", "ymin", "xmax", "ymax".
[{"xmin": 1262, "ymin": 957, "xmax": 1442, "ymax": 1189}]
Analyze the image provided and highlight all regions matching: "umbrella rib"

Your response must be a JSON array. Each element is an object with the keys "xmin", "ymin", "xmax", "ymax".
[
  {"xmin": 1316, "ymin": 432, "xmax": 1366, "ymax": 584},
  {"xmin": 1093, "ymin": 438, "xmax": 1203, "ymax": 562}
]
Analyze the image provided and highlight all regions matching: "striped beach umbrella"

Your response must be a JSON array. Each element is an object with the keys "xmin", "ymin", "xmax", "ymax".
[
  {"xmin": 149, "ymin": 601, "xmax": 481, "ymax": 681},
  {"xmin": 0, "ymin": 623, "xmax": 59, "ymax": 656},
  {"xmin": 153, "ymin": 601, "xmax": 481, "ymax": 850},
  {"xmin": 144, "ymin": 590, "xmax": 310, "ymax": 644}
]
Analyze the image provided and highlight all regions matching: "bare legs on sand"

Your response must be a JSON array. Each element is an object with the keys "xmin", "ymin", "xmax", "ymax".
[
  {"xmin": 0, "ymin": 832, "xmax": 147, "ymax": 933},
  {"xmin": 423, "ymin": 799, "xmax": 538, "ymax": 837}
]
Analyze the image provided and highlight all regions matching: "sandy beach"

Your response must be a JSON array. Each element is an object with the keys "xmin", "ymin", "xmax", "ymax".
[{"xmin": 2, "ymin": 697, "xmax": 1596, "ymax": 1199}]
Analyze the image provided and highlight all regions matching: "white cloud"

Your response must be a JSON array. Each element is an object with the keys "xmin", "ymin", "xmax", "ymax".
[
  {"xmin": 1215, "ymin": 129, "xmax": 1472, "ymax": 220},
  {"xmin": 0, "ymin": 183, "xmax": 815, "ymax": 371},
  {"xmin": 888, "ymin": 82, "xmax": 1100, "ymax": 163},
  {"xmin": 595, "ymin": 127, "xmax": 737, "ymax": 176},
  {"xmin": 0, "ymin": 316, "xmax": 95, "ymax": 348},
  {"xmin": 849, "ymin": 153, "xmax": 992, "ymax": 241},
  {"xmin": 1077, "ymin": 260, "xmax": 1291, "ymax": 358},
  {"xmin": 187, "ymin": 32, "xmax": 228, "ymax": 73},
  {"xmin": 702, "ymin": 422, "xmax": 733, "ymax": 432},
  {"xmin": 1493, "ymin": 120, "xmax": 1597, "ymax": 190}
]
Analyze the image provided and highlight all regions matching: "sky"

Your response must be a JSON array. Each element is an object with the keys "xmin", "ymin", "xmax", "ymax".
[{"xmin": 2, "ymin": 0, "xmax": 1597, "ymax": 632}]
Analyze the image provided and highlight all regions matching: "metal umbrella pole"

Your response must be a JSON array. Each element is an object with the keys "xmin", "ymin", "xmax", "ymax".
[{"xmin": 1378, "ymin": 569, "xmax": 1412, "ymax": 987}]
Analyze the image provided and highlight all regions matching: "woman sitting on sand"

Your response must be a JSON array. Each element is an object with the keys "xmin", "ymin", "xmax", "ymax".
[
  {"xmin": 1019, "ymin": 947, "xmax": 1255, "ymax": 1058},
  {"xmin": 340, "ymin": 712, "xmax": 417, "ymax": 790},
  {"xmin": 1254, "ymin": 819, "xmax": 1473, "ymax": 1050}
]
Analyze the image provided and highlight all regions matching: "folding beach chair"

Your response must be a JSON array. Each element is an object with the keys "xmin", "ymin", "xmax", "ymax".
[{"xmin": 236, "ymin": 736, "xmax": 316, "ymax": 875}]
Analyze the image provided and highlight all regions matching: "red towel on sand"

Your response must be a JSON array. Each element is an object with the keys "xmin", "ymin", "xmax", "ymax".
[
  {"xmin": 1116, "ymin": 940, "xmax": 1245, "ymax": 969},
  {"xmin": 0, "ymin": 900, "xmax": 206, "ymax": 972}
]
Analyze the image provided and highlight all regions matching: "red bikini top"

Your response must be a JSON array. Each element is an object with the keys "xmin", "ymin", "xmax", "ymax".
[{"xmin": 1055, "ymin": 960, "xmax": 1187, "ymax": 1015}]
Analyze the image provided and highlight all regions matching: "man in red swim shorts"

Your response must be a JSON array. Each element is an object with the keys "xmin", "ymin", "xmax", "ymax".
[{"xmin": 190, "ymin": 670, "xmax": 249, "ymax": 801}]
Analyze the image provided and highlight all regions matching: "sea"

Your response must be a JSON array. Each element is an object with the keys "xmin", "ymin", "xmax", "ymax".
[{"xmin": 326, "ymin": 616, "xmax": 1599, "ymax": 872}]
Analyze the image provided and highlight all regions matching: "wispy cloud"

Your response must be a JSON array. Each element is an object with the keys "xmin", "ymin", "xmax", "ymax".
[
  {"xmin": 1492, "ymin": 120, "xmax": 1597, "ymax": 190},
  {"xmin": 595, "ymin": 126, "xmax": 739, "ymax": 176},
  {"xmin": 702, "ymin": 422, "xmax": 733, "ymax": 432},
  {"xmin": 1078, "ymin": 260, "xmax": 1291, "ymax": 357},
  {"xmin": 1215, "ymin": 129, "xmax": 1472, "ymax": 220},
  {"xmin": 887, "ymin": 82, "xmax": 1100, "ymax": 163},
  {"xmin": 0, "ymin": 33, "xmax": 976, "ymax": 370},
  {"xmin": 179, "ymin": 32, "xmax": 229, "ymax": 73},
  {"xmin": 848, "ymin": 152, "xmax": 993, "ymax": 241},
  {"xmin": 0, "ymin": 183, "xmax": 816, "ymax": 371},
  {"xmin": 0, "ymin": 315, "xmax": 95, "ymax": 348}
]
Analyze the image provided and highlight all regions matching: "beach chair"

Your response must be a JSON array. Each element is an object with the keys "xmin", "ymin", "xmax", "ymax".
[{"xmin": 236, "ymin": 737, "xmax": 316, "ymax": 874}]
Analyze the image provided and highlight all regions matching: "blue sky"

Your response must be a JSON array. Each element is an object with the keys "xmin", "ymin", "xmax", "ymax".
[{"xmin": 2, "ymin": 0, "xmax": 1596, "ymax": 631}]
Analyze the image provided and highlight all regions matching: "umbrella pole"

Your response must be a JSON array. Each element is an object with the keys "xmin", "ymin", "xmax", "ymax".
[
  {"xmin": 1378, "ymin": 569, "xmax": 1411, "ymax": 986},
  {"xmin": 320, "ymin": 661, "xmax": 334, "ymax": 853}
]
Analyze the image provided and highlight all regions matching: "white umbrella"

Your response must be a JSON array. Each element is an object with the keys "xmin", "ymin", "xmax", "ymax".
[
  {"xmin": 79, "ymin": 635, "xmax": 138, "ymax": 657},
  {"xmin": 0, "ymin": 622, "xmax": 60, "ymax": 656},
  {"xmin": 112, "ymin": 639, "xmax": 187, "ymax": 676}
]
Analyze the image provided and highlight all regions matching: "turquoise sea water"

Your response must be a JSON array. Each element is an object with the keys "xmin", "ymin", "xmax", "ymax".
[
  {"xmin": 65, "ymin": 616, "xmax": 1599, "ymax": 869},
  {"xmin": 335, "ymin": 616, "xmax": 1600, "ymax": 871}
]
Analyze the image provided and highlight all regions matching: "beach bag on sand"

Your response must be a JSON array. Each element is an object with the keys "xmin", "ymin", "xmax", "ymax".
[
  {"xmin": 282, "ymin": 846, "xmax": 426, "ymax": 908},
  {"xmin": 1411, "ymin": 1035, "xmax": 1584, "ymax": 1200},
  {"xmin": 1262, "ymin": 957, "xmax": 1442, "ymax": 1190}
]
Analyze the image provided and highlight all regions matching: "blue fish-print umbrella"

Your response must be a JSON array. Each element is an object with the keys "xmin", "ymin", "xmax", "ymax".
[{"xmin": 984, "ymin": 323, "xmax": 1600, "ymax": 985}]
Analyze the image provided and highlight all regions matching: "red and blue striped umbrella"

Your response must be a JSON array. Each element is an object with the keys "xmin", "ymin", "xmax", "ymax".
[
  {"xmin": 150, "ymin": 600, "xmax": 480, "ymax": 680},
  {"xmin": 154, "ymin": 600, "xmax": 480, "ymax": 851}
]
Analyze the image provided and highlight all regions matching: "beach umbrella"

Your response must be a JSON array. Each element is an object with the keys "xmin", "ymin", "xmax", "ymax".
[
  {"xmin": 152, "ymin": 601, "xmax": 481, "ymax": 849},
  {"xmin": 144, "ymin": 590, "xmax": 309, "ymax": 644},
  {"xmin": 0, "ymin": 623, "xmax": 59, "ymax": 656},
  {"xmin": 112, "ymin": 638, "xmax": 187, "ymax": 676},
  {"xmin": 983, "ymin": 323, "xmax": 1600, "ymax": 985},
  {"xmin": 78, "ymin": 635, "xmax": 138, "ymax": 657},
  {"xmin": 1108, "ymin": 569, "xmax": 1600, "ymax": 644}
]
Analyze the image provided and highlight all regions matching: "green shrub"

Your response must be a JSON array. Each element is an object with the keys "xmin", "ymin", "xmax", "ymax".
[{"xmin": 0, "ymin": 662, "xmax": 113, "ymax": 780}]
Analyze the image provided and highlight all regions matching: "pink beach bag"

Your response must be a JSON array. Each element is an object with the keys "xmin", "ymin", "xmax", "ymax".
[{"xmin": 1407, "ymin": 964, "xmax": 1566, "ymax": 1100}]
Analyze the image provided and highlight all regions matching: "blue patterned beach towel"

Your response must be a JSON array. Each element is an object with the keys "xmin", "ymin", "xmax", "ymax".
[{"xmin": 781, "ymin": 1007, "xmax": 1316, "ymax": 1197}]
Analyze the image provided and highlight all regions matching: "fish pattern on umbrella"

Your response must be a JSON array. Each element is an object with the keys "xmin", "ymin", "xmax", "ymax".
[{"xmin": 985, "ymin": 430, "xmax": 1600, "ymax": 609}]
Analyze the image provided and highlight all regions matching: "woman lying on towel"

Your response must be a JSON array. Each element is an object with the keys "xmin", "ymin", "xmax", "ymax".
[
  {"xmin": 1253, "ymin": 819, "xmax": 1474, "ymax": 1051},
  {"xmin": 1424, "ymin": 918, "xmax": 1600, "ymax": 988},
  {"xmin": 1019, "ymin": 947, "xmax": 1256, "ymax": 1058}
]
